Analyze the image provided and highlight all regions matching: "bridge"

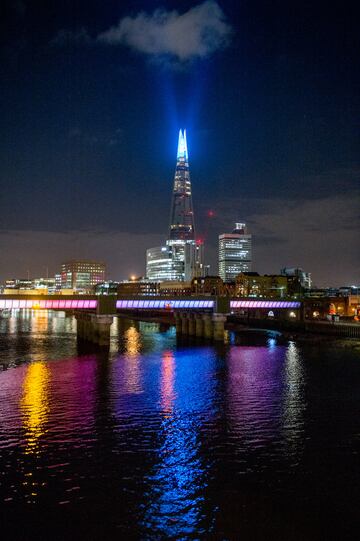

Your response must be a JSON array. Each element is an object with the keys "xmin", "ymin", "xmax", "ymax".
[
  {"xmin": 1, "ymin": 293, "xmax": 358, "ymax": 343},
  {"xmin": 0, "ymin": 294, "xmax": 302, "ymax": 345},
  {"xmin": 0, "ymin": 294, "xmax": 301, "ymax": 313}
]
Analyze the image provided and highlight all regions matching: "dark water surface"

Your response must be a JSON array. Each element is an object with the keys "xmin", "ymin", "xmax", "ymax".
[{"xmin": 0, "ymin": 311, "xmax": 359, "ymax": 540}]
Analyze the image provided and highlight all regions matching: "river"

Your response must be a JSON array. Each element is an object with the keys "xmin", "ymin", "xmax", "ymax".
[{"xmin": 0, "ymin": 311, "xmax": 359, "ymax": 539}]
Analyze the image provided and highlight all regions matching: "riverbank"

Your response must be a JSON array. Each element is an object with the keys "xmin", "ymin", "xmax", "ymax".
[{"xmin": 228, "ymin": 321, "xmax": 360, "ymax": 350}]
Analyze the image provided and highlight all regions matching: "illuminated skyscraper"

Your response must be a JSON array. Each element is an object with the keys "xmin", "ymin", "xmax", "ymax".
[
  {"xmin": 219, "ymin": 223, "xmax": 252, "ymax": 282},
  {"xmin": 168, "ymin": 130, "xmax": 195, "ymax": 241},
  {"xmin": 146, "ymin": 130, "xmax": 204, "ymax": 281}
]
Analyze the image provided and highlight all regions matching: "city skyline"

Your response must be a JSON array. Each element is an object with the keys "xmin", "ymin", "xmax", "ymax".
[
  {"xmin": 0, "ymin": 1, "xmax": 359, "ymax": 286},
  {"xmin": 0, "ymin": 5, "xmax": 359, "ymax": 539}
]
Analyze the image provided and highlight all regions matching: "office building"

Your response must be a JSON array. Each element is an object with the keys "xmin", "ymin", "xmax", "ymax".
[
  {"xmin": 184, "ymin": 241, "xmax": 205, "ymax": 281},
  {"xmin": 61, "ymin": 260, "xmax": 106, "ymax": 292},
  {"xmin": 146, "ymin": 245, "xmax": 183, "ymax": 281},
  {"xmin": 219, "ymin": 223, "xmax": 252, "ymax": 282},
  {"xmin": 55, "ymin": 274, "xmax": 62, "ymax": 291}
]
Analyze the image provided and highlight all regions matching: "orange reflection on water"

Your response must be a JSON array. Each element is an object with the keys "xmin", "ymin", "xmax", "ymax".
[
  {"xmin": 160, "ymin": 350, "xmax": 175, "ymax": 416},
  {"xmin": 125, "ymin": 325, "xmax": 141, "ymax": 357},
  {"xmin": 31, "ymin": 311, "xmax": 50, "ymax": 333},
  {"xmin": 21, "ymin": 361, "xmax": 50, "ymax": 455},
  {"xmin": 124, "ymin": 325, "xmax": 142, "ymax": 393}
]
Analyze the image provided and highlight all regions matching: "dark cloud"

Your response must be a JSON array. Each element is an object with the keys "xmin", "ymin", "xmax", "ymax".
[{"xmin": 202, "ymin": 192, "xmax": 360, "ymax": 286}]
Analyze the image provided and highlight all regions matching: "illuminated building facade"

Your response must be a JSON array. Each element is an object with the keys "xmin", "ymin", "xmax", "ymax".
[
  {"xmin": 2, "ymin": 277, "xmax": 55, "ymax": 295},
  {"xmin": 184, "ymin": 241, "xmax": 205, "ymax": 281},
  {"xmin": 219, "ymin": 223, "xmax": 252, "ymax": 282},
  {"xmin": 61, "ymin": 260, "xmax": 105, "ymax": 292},
  {"xmin": 146, "ymin": 246, "xmax": 183, "ymax": 281},
  {"xmin": 168, "ymin": 129, "xmax": 195, "ymax": 242},
  {"xmin": 146, "ymin": 130, "xmax": 204, "ymax": 282},
  {"xmin": 94, "ymin": 281, "xmax": 120, "ymax": 295},
  {"xmin": 55, "ymin": 273, "xmax": 62, "ymax": 291}
]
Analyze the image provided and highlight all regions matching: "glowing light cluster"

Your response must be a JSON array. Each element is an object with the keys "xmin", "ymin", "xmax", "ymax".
[
  {"xmin": 0, "ymin": 299, "xmax": 97, "ymax": 309},
  {"xmin": 231, "ymin": 300, "xmax": 301, "ymax": 309},
  {"xmin": 177, "ymin": 129, "xmax": 188, "ymax": 161},
  {"xmin": 116, "ymin": 299, "xmax": 214, "ymax": 309}
]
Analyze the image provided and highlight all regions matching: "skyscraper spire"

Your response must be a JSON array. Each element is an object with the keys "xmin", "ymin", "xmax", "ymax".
[
  {"xmin": 169, "ymin": 129, "xmax": 195, "ymax": 241},
  {"xmin": 177, "ymin": 129, "xmax": 188, "ymax": 162}
]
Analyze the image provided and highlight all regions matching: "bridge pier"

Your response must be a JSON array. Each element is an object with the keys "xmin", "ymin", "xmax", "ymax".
[
  {"xmin": 202, "ymin": 313, "xmax": 213, "ymax": 339},
  {"xmin": 181, "ymin": 312, "xmax": 189, "ymax": 334},
  {"xmin": 212, "ymin": 313, "xmax": 227, "ymax": 341},
  {"xmin": 175, "ymin": 312, "xmax": 228, "ymax": 341},
  {"xmin": 188, "ymin": 313, "xmax": 196, "ymax": 336},
  {"xmin": 195, "ymin": 313, "xmax": 204, "ymax": 337},
  {"xmin": 174, "ymin": 312, "xmax": 182, "ymax": 334},
  {"xmin": 94, "ymin": 315, "xmax": 114, "ymax": 346},
  {"xmin": 76, "ymin": 313, "xmax": 113, "ymax": 347}
]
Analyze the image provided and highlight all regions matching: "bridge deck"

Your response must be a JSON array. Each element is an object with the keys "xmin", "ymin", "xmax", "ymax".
[{"xmin": 0, "ymin": 294, "xmax": 301, "ymax": 313}]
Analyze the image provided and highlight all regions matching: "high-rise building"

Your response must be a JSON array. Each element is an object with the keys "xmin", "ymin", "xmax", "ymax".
[
  {"xmin": 146, "ymin": 130, "xmax": 204, "ymax": 282},
  {"xmin": 168, "ymin": 129, "xmax": 195, "ymax": 242},
  {"xmin": 61, "ymin": 260, "xmax": 106, "ymax": 292},
  {"xmin": 184, "ymin": 241, "xmax": 205, "ymax": 281},
  {"xmin": 219, "ymin": 223, "xmax": 252, "ymax": 282},
  {"xmin": 55, "ymin": 273, "xmax": 62, "ymax": 291}
]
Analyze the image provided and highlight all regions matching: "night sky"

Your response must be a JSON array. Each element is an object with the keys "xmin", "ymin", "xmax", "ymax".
[{"xmin": 0, "ymin": 0, "xmax": 359, "ymax": 286}]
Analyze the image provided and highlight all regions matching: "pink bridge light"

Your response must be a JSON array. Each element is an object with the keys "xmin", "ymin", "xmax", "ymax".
[{"xmin": 0, "ymin": 299, "xmax": 97, "ymax": 310}]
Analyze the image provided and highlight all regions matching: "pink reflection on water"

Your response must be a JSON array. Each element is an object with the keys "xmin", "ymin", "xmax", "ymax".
[
  {"xmin": 46, "ymin": 356, "xmax": 97, "ymax": 443},
  {"xmin": 227, "ymin": 346, "xmax": 285, "ymax": 447},
  {"xmin": 160, "ymin": 350, "xmax": 176, "ymax": 416},
  {"xmin": 0, "ymin": 357, "xmax": 98, "ymax": 450}
]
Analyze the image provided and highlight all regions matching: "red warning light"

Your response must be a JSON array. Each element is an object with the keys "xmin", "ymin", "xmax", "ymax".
[{"xmin": 207, "ymin": 210, "xmax": 215, "ymax": 218}]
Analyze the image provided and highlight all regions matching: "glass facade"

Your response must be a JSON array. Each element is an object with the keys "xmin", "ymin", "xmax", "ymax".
[
  {"xmin": 146, "ymin": 246, "xmax": 182, "ymax": 282},
  {"xmin": 219, "ymin": 224, "xmax": 252, "ymax": 282},
  {"xmin": 169, "ymin": 130, "xmax": 195, "ymax": 242}
]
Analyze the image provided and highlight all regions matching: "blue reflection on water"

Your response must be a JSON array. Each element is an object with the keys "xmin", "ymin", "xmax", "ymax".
[{"xmin": 142, "ymin": 346, "xmax": 218, "ymax": 537}]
